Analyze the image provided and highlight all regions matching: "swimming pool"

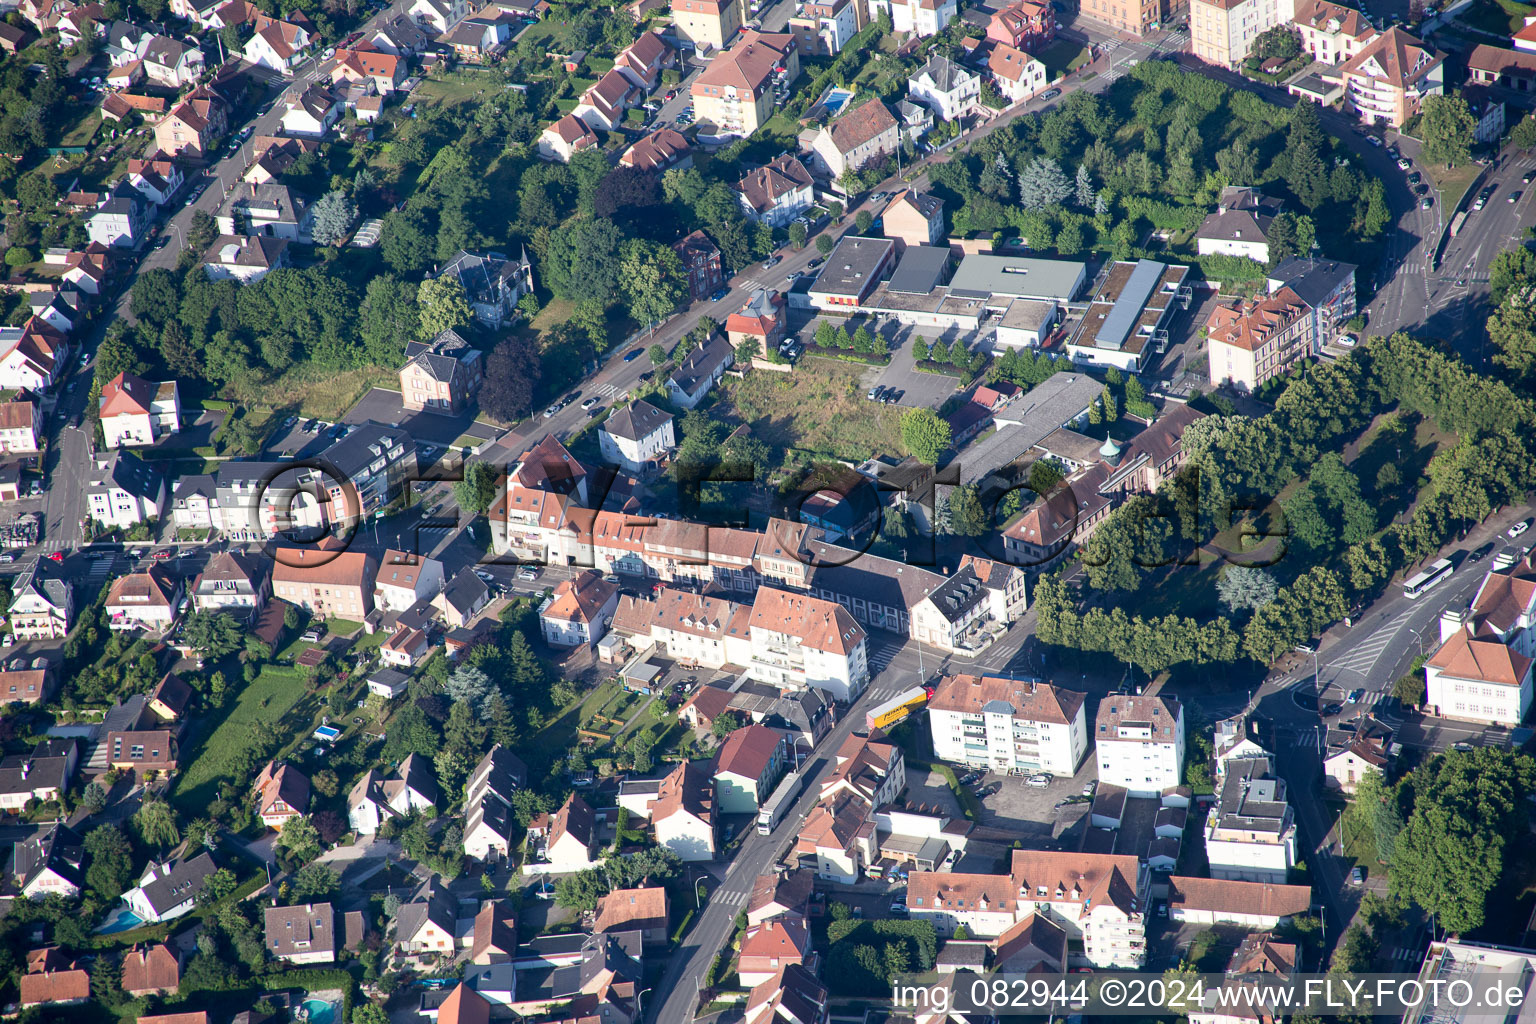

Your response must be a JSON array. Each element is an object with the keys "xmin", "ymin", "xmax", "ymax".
[
  {"xmin": 300, "ymin": 999, "xmax": 337, "ymax": 1024},
  {"xmin": 95, "ymin": 907, "xmax": 144, "ymax": 934},
  {"xmin": 821, "ymin": 87, "xmax": 854, "ymax": 115}
]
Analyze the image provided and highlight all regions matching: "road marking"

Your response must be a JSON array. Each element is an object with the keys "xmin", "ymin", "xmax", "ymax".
[{"xmin": 1327, "ymin": 608, "xmax": 1414, "ymax": 677}]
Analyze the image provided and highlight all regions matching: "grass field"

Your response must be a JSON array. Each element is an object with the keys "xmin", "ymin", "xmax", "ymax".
[
  {"xmin": 1426, "ymin": 160, "xmax": 1484, "ymax": 213},
  {"xmin": 174, "ymin": 666, "xmax": 312, "ymax": 811},
  {"xmin": 715, "ymin": 359, "xmax": 904, "ymax": 463},
  {"xmin": 1462, "ymin": 0, "xmax": 1535, "ymax": 34}
]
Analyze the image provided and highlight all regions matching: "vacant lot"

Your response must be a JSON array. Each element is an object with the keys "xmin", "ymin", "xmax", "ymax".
[
  {"xmin": 174, "ymin": 666, "xmax": 312, "ymax": 811},
  {"xmin": 716, "ymin": 358, "xmax": 905, "ymax": 463}
]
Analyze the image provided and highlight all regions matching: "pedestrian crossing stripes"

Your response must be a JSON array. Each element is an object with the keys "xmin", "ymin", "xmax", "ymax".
[
  {"xmin": 85, "ymin": 557, "xmax": 113, "ymax": 586},
  {"xmin": 713, "ymin": 889, "xmax": 747, "ymax": 906},
  {"xmin": 1328, "ymin": 608, "xmax": 1414, "ymax": 677},
  {"xmin": 597, "ymin": 383, "xmax": 620, "ymax": 398}
]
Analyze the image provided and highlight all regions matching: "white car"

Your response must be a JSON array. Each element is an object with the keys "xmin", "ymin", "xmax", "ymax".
[
  {"xmin": 518, "ymin": 567, "xmax": 539, "ymax": 581},
  {"xmin": 1337, "ymin": 335, "xmax": 1357, "ymax": 348},
  {"xmin": 1509, "ymin": 520, "xmax": 1531, "ymax": 539},
  {"xmin": 1026, "ymin": 774, "xmax": 1051, "ymax": 788}
]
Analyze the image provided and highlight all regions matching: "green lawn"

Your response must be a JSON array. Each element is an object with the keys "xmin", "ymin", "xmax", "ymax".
[
  {"xmin": 1426, "ymin": 160, "xmax": 1483, "ymax": 213},
  {"xmin": 715, "ymin": 358, "xmax": 905, "ymax": 463},
  {"xmin": 1461, "ymin": 0, "xmax": 1535, "ymax": 35},
  {"xmin": 173, "ymin": 666, "xmax": 312, "ymax": 810},
  {"xmin": 1037, "ymin": 39, "xmax": 1092, "ymax": 78}
]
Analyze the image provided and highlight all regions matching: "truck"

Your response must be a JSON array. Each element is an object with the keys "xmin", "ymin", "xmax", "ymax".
[
  {"xmin": 865, "ymin": 684, "xmax": 934, "ymax": 732},
  {"xmin": 757, "ymin": 771, "xmax": 803, "ymax": 835}
]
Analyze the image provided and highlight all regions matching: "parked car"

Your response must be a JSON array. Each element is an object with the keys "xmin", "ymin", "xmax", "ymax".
[
  {"xmin": 1513, "ymin": 191, "xmax": 1524, "ymax": 204},
  {"xmin": 710, "ymin": 288, "xmax": 729, "ymax": 301},
  {"xmin": 518, "ymin": 567, "xmax": 539, "ymax": 581},
  {"xmin": 762, "ymin": 255, "xmax": 782, "ymax": 269},
  {"xmin": 867, "ymin": 386, "xmax": 884, "ymax": 401},
  {"xmin": 1421, "ymin": 197, "xmax": 1433, "ymax": 209},
  {"xmin": 1350, "ymin": 866, "xmax": 1365, "ymax": 885},
  {"xmin": 1040, "ymin": 87, "xmax": 1061, "ymax": 100},
  {"xmin": 1323, "ymin": 702, "xmax": 1344, "ymax": 716},
  {"xmin": 581, "ymin": 396, "xmax": 600, "ymax": 409},
  {"xmin": 300, "ymin": 629, "xmax": 323, "ymax": 643},
  {"xmin": 1509, "ymin": 520, "xmax": 1530, "ymax": 538},
  {"xmin": 806, "ymin": 257, "xmax": 823, "ymax": 270},
  {"xmin": 151, "ymin": 548, "xmax": 174, "ymax": 560},
  {"xmin": 1026, "ymin": 774, "xmax": 1051, "ymax": 788},
  {"xmin": 543, "ymin": 405, "xmax": 558, "ymax": 418}
]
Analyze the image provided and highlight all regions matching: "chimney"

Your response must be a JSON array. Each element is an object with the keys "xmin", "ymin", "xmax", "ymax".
[{"xmin": 1438, "ymin": 608, "xmax": 1467, "ymax": 645}]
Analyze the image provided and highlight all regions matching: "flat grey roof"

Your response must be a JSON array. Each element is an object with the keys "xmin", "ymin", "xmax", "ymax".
[
  {"xmin": 810, "ymin": 236, "xmax": 895, "ymax": 297},
  {"xmin": 949, "ymin": 254, "xmax": 1086, "ymax": 302},
  {"xmin": 955, "ymin": 371, "xmax": 1103, "ymax": 487},
  {"xmin": 1096, "ymin": 259, "xmax": 1165, "ymax": 352},
  {"xmin": 888, "ymin": 245, "xmax": 951, "ymax": 294},
  {"xmin": 1000, "ymin": 298, "xmax": 1057, "ymax": 331}
]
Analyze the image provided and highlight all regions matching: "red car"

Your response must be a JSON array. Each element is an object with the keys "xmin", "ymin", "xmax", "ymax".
[
  {"xmin": 46, "ymin": 552, "xmax": 63, "ymax": 562},
  {"xmin": 151, "ymin": 548, "xmax": 174, "ymax": 560}
]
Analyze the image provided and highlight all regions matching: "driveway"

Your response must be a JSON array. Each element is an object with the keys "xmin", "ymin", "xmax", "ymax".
[{"xmin": 872, "ymin": 326, "xmax": 964, "ymax": 410}]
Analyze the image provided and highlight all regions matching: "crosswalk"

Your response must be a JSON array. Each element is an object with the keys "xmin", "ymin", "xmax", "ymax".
[
  {"xmin": 596, "ymin": 383, "xmax": 621, "ymax": 398},
  {"xmin": 1328, "ymin": 608, "xmax": 1414, "ymax": 677},
  {"xmin": 712, "ymin": 888, "xmax": 749, "ymax": 907},
  {"xmin": 84, "ymin": 555, "xmax": 115, "ymax": 589},
  {"xmin": 865, "ymin": 637, "xmax": 905, "ymax": 681}
]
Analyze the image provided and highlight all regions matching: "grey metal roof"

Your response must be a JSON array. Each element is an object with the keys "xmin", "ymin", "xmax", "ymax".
[
  {"xmin": 949, "ymin": 254, "xmax": 1086, "ymax": 302},
  {"xmin": 1094, "ymin": 259, "xmax": 1165, "ymax": 352},
  {"xmin": 888, "ymin": 245, "xmax": 951, "ymax": 295},
  {"xmin": 1267, "ymin": 256, "xmax": 1357, "ymax": 307},
  {"xmin": 136, "ymin": 852, "xmax": 217, "ymax": 916}
]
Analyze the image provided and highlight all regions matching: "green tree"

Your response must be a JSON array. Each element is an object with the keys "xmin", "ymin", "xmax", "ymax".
[
  {"xmin": 815, "ymin": 233, "xmax": 835, "ymax": 256},
  {"xmin": 620, "ymin": 238, "xmax": 686, "ymax": 329},
  {"xmin": 1217, "ymin": 566, "xmax": 1279, "ymax": 614},
  {"xmin": 710, "ymin": 710, "xmax": 744, "ymax": 738},
  {"xmin": 900, "ymin": 408, "xmax": 952, "ymax": 463},
  {"xmin": 292, "ymin": 862, "xmax": 341, "ymax": 899},
  {"xmin": 353, "ymin": 1005, "xmax": 390, "ymax": 1024},
  {"xmin": 855, "ymin": 209, "xmax": 874, "ymax": 234},
  {"xmin": 949, "ymin": 484, "xmax": 988, "ymax": 536},
  {"xmin": 1512, "ymin": 114, "xmax": 1536, "ymax": 150},
  {"xmin": 134, "ymin": 797, "xmax": 180, "ymax": 851},
  {"xmin": 276, "ymin": 815, "xmax": 323, "ymax": 863},
  {"xmin": 790, "ymin": 221, "xmax": 808, "ymax": 249},
  {"xmin": 648, "ymin": 343, "xmax": 668, "ymax": 366},
  {"xmin": 310, "ymin": 190, "xmax": 357, "ymax": 246},
  {"xmin": 84, "ymin": 824, "xmax": 134, "ymax": 899},
  {"xmin": 183, "ymin": 611, "xmax": 242, "ymax": 659},
  {"xmin": 417, "ymin": 274, "xmax": 475, "ymax": 339},
  {"xmin": 453, "ymin": 461, "xmax": 500, "ymax": 515},
  {"xmin": 1419, "ymin": 94, "xmax": 1476, "ymax": 167},
  {"xmin": 1392, "ymin": 667, "xmax": 1427, "ymax": 706}
]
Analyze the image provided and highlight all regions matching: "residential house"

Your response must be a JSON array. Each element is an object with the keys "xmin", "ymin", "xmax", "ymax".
[
  {"xmin": 713, "ymin": 724, "xmax": 788, "ymax": 813},
  {"xmin": 1079, "ymin": 0, "xmax": 1162, "ymax": 36},
  {"xmin": 1166, "ymin": 876, "xmax": 1312, "ymax": 929},
  {"xmin": 104, "ymin": 565, "xmax": 182, "ymax": 633},
  {"xmin": 348, "ymin": 753, "xmax": 440, "ymax": 834},
  {"xmin": 467, "ymin": 899, "xmax": 517, "ymax": 965},
  {"xmin": 882, "ymin": 188, "xmax": 945, "ymax": 251},
  {"xmin": 366, "ymin": 668, "xmax": 410, "ymax": 700},
  {"xmin": 281, "ymin": 82, "xmax": 344, "ymax": 137},
  {"xmin": 744, "ymin": 964, "xmax": 829, "ymax": 1024},
  {"xmin": 615, "ymin": 30, "xmax": 675, "ymax": 89},
  {"xmin": 126, "ymin": 155, "xmax": 185, "ymax": 207},
  {"xmin": 540, "ymin": 792, "xmax": 600, "ymax": 871},
  {"xmin": 648, "ymin": 759, "xmax": 716, "ymax": 861},
  {"xmin": 380, "ymin": 625, "xmax": 431, "ymax": 668},
  {"xmin": 19, "ymin": 953, "xmax": 90, "ymax": 1008},
  {"xmin": 148, "ymin": 672, "xmax": 195, "ymax": 722},
  {"xmin": 87, "ymin": 181, "xmax": 148, "ymax": 248},
  {"xmin": 0, "ymin": 318, "xmax": 67, "ymax": 393},
  {"xmin": 394, "ymin": 882, "xmax": 458, "ymax": 955},
  {"xmin": 401, "ymin": 328, "xmax": 485, "ymax": 413},
  {"xmin": 692, "ymin": 31, "xmax": 799, "ymax": 137},
  {"xmin": 672, "ymin": 229, "xmax": 722, "ymax": 300},
  {"xmin": 463, "ymin": 744, "xmax": 527, "ymax": 861},
  {"xmin": 726, "ymin": 288, "xmax": 787, "ymax": 354},
  {"xmin": 1188, "ymin": 0, "xmax": 1294, "ymax": 69},
  {"xmin": 409, "ymin": 0, "xmax": 472, "ymax": 33},
  {"xmin": 202, "ymin": 234, "xmax": 291, "ymax": 284},
  {"xmin": 738, "ymin": 914, "xmax": 812, "ymax": 987},
  {"xmin": 987, "ymin": 42, "xmax": 1048, "ymax": 104},
  {"xmin": 0, "ymin": 739, "xmax": 76, "ymax": 812},
  {"xmin": 593, "ymin": 887, "xmax": 670, "ymax": 945},
  {"xmin": 313, "ymin": 422, "xmax": 419, "ymax": 526},
  {"xmin": 437, "ymin": 13, "xmax": 510, "ymax": 62},
  {"xmin": 0, "ymin": 401, "xmax": 39, "ymax": 454},
  {"xmin": 374, "ymin": 549, "xmax": 446, "ymax": 612},
  {"xmin": 215, "ymin": 183, "xmax": 313, "ymax": 242},
  {"xmin": 541, "ymin": 569, "xmax": 620, "ymax": 646},
  {"xmin": 789, "ymin": 0, "xmax": 860, "ymax": 56},
  {"xmin": 928, "ymin": 675, "xmax": 1088, "ymax": 777},
  {"xmin": 1467, "ymin": 44, "xmax": 1536, "ymax": 95},
  {"xmin": 14, "ymin": 823, "xmax": 84, "ymax": 901},
  {"xmin": 371, "ymin": 13, "xmax": 431, "ymax": 54},
  {"xmin": 1095, "ymin": 694, "xmax": 1186, "ymax": 798},
  {"xmin": 908, "ymin": 54, "xmax": 979, "ymax": 121},
  {"xmin": 244, "ymin": 12, "xmax": 313, "ymax": 73},
  {"xmin": 987, "ymin": 0, "xmax": 1055, "ymax": 50},
  {"xmin": 142, "ymin": 35, "xmax": 203, "ymax": 87},
  {"xmin": 747, "ymin": 587, "xmax": 870, "ymax": 702},
  {"xmin": 1424, "ymin": 549, "xmax": 1536, "ymax": 725},
  {"xmin": 735, "ymin": 154, "xmax": 815, "ymax": 226},
  {"xmin": 427, "ymin": 249, "xmax": 533, "ymax": 328},
  {"xmin": 9, "ymin": 561, "xmax": 72, "ymax": 640},
  {"xmin": 671, "ymin": 0, "xmax": 745, "ymax": 51},
  {"xmin": 331, "ymin": 45, "xmax": 405, "ymax": 94},
  {"xmin": 1204, "ymin": 757, "xmax": 1296, "ymax": 883},
  {"xmin": 575, "ymin": 68, "xmax": 640, "ymax": 131},
  {"xmin": 106, "ymin": 729, "xmax": 178, "ymax": 774},
  {"xmin": 1195, "ymin": 186, "xmax": 1285, "ymax": 263},
  {"xmin": 434, "ymin": 568, "xmax": 490, "ymax": 627},
  {"xmin": 1339, "ymin": 27, "xmax": 1444, "ymax": 127},
  {"xmin": 992, "ymin": 913, "xmax": 1068, "ymax": 973},
  {"xmin": 873, "ymin": 0, "xmax": 957, "ymax": 36},
  {"xmin": 253, "ymin": 761, "xmax": 310, "ymax": 830},
  {"xmin": 1293, "ymin": 0, "xmax": 1376, "ymax": 64},
  {"xmin": 270, "ymin": 541, "xmax": 376, "ymax": 620},
  {"xmin": 747, "ymin": 870, "xmax": 814, "ymax": 927},
  {"xmin": 1205, "ymin": 287, "xmax": 1314, "ymax": 392},
  {"xmin": 598, "ymin": 400, "xmax": 675, "ymax": 474},
  {"xmin": 191, "ymin": 550, "xmax": 269, "ymax": 619},
  {"xmin": 242, "ymin": 136, "xmax": 317, "ymax": 184},
  {"xmin": 265, "ymin": 903, "xmax": 341, "ymax": 964},
  {"xmin": 87, "ymin": 450, "xmax": 166, "ymax": 528},
  {"xmin": 0, "ymin": 662, "xmax": 54, "ymax": 706},
  {"xmin": 808, "ymin": 98, "xmax": 899, "ymax": 185},
  {"xmin": 125, "ymin": 853, "xmax": 217, "ymax": 924},
  {"xmin": 121, "ymin": 944, "xmax": 181, "ymax": 997},
  {"xmin": 622, "ymin": 127, "xmax": 693, "ymax": 173},
  {"xmin": 538, "ymin": 113, "xmax": 599, "ymax": 162},
  {"xmin": 154, "ymin": 84, "xmax": 229, "ymax": 159},
  {"xmin": 895, "ymin": 98, "xmax": 934, "ymax": 140},
  {"xmin": 1323, "ymin": 715, "xmax": 1393, "ymax": 794},
  {"xmin": 667, "ymin": 333, "xmax": 736, "ymax": 408},
  {"xmin": 909, "ymin": 850, "xmax": 1149, "ymax": 967},
  {"xmin": 99, "ymin": 372, "xmax": 181, "ymax": 449}
]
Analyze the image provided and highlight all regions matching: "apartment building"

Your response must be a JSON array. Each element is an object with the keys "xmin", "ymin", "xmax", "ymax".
[
  {"xmin": 1339, "ymin": 27, "xmax": 1444, "ymax": 128},
  {"xmin": 871, "ymin": 0, "xmax": 957, "ymax": 36},
  {"xmin": 927, "ymin": 674, "xmax": 1088, "ymax": 777},
  {"xmin": 692, "ymin": 31, "xmax": 799, "ymax": 137},
  {"xmin": 1293, "ymin": 0, "xmax": 1375, "ymax": 64},
  {"xmin": 747, "ymin": 587, "xmax": 870, "ymax": 702},
  {"xmin": 1425, "ymin": 549, "xmax": 1536, "ymax": 726},
  {"xmin": 1267, "ymin": 256, "xmax": 1357, "ymax": 349},
  {"xmin": 907, "ymin": 54, "xmax": 980, "ymax": 122},
  {"xmin": 672, "ymin": 0, "xmax": 745, "ymax": 51},
  {"xmin": 270, "ymin": 540, "xmax": 376, "ymax": 620},
  {"xmin": 808, "ymin": 98, "xmax": 900, "ymax": 184},
  {"xmin": 9, "ymin": 561, "xmax": 72, "ymax": 640},
  {"xmin": 908, "ymin": 850, "xmax": 1150, "ymax": 967},
  {"xmin": 735, "ymin": 155, "xmax": 815, "ymax": 226},
  {"xmin": 1188, "ymin": 0, "xmax": 1294, "ymax": 70},
  {"xmin": 99, "ymin": 372, "xmax": 180, "ymax": 449},
  {"xmin": 1080, "ymin": 0, "xmax": 1170, "ymax": 37},
  {"xmin": 1205, "ymin": 286, "xmax": 1314, "ymax": 393},
  {"xmin": 399, "ymin": 327, "xmax": 483, "ymax": 413},
  {"xmin": 789, "ymin": 0, "xmax": 860, "ymax": 56},
  {"xmin": 1204, "ymin": 757, "xmax": 1296, "ymax": 883},
  {"xmin": 987, "ymin": 0, "xmax": 1055, "ymax": 49},
  {"xmin": 1095, "ymin": 694, "xmax": 1185, "ymax": 797}
]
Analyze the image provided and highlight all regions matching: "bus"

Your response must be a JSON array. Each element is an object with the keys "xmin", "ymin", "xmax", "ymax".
[
  {"xmin": 757, "ymin": 771, "xmax": 803, "ymax": 835},
  {"xmin": 865, "ymin": 684, "xmax": 935, "ymax": 732},
  {"xmin": 1403, "ymin": 558, "xmax": 1454, "ymax": 599}
]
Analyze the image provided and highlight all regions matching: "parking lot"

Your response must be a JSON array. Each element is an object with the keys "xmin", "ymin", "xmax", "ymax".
[
  {"xmin": 972, "ymin": 757, "xmax": 1102, "ymax": 843},
  {"xmin": 341, "ymin": 387, "xmax": 500, "ymax": 448},
  {"xmin": 869, "ymin": 326, "xmax": 964, "ymax": 410}
]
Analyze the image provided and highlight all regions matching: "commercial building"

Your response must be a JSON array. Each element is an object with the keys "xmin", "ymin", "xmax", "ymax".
[
  {"xmin": 1066, "ymin": 259, "xmax": 1189, "ymax": 372},
  {"xmin": 948, "ymin": 253, "xmax": 1087, "ymax": 306},
  {"xmin": 808, "ymin": 236, "xmax": 897, "ymax": 309},
  {"xmin": 927, "ymin": 674, "xmax": 1088, "ymax": 776}
]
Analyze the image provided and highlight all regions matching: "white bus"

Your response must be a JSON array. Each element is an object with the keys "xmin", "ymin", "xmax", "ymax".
[{"xmin": 1403, "ymin": 558, "xmax": 1453, "ymax": 599}]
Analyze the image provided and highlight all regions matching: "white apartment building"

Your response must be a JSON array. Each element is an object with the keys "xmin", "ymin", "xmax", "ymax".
[
  {"xmin": 907, "ymin": 54, "xmax": 979, "ymax": 122},
  {"xmin": 1095, "ymin": 695, "xmax": 1186, "ymax": 798},
  {"xmin": 1204, "ymin": 758, "xmax": 1296, "ymax": 884},
  {"xmin": 1424, "ymin": 549, "xmax": 1536, "ymax": 726},
  {"xmin": 927, "ymin": 674, "xmax": 1087, "ymax": 777},
  {"xmin": 908, "ymin": 850, "xmax": 1149, "ymax": 968},
  {"xmin": 872, "ymin": 0, "xmax": 957, "ymax": 35},
  {"xmin": 747, "ymin": 587, "xmax": 870, "ymax": 702},
  {"xmin": 1188, "ymin": 0, "xmax": 1295, "ymax": 70},
  {"xmin": 635, "ymin": 590, "xmax": 753, "ymax": 669},
  {"xmin": 597, "ymin": 400, "xmax": 675, "ymax": 474},
  {"xmin": 373, "ymin": 550, "xmax": 446, "ymax": 613}
]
